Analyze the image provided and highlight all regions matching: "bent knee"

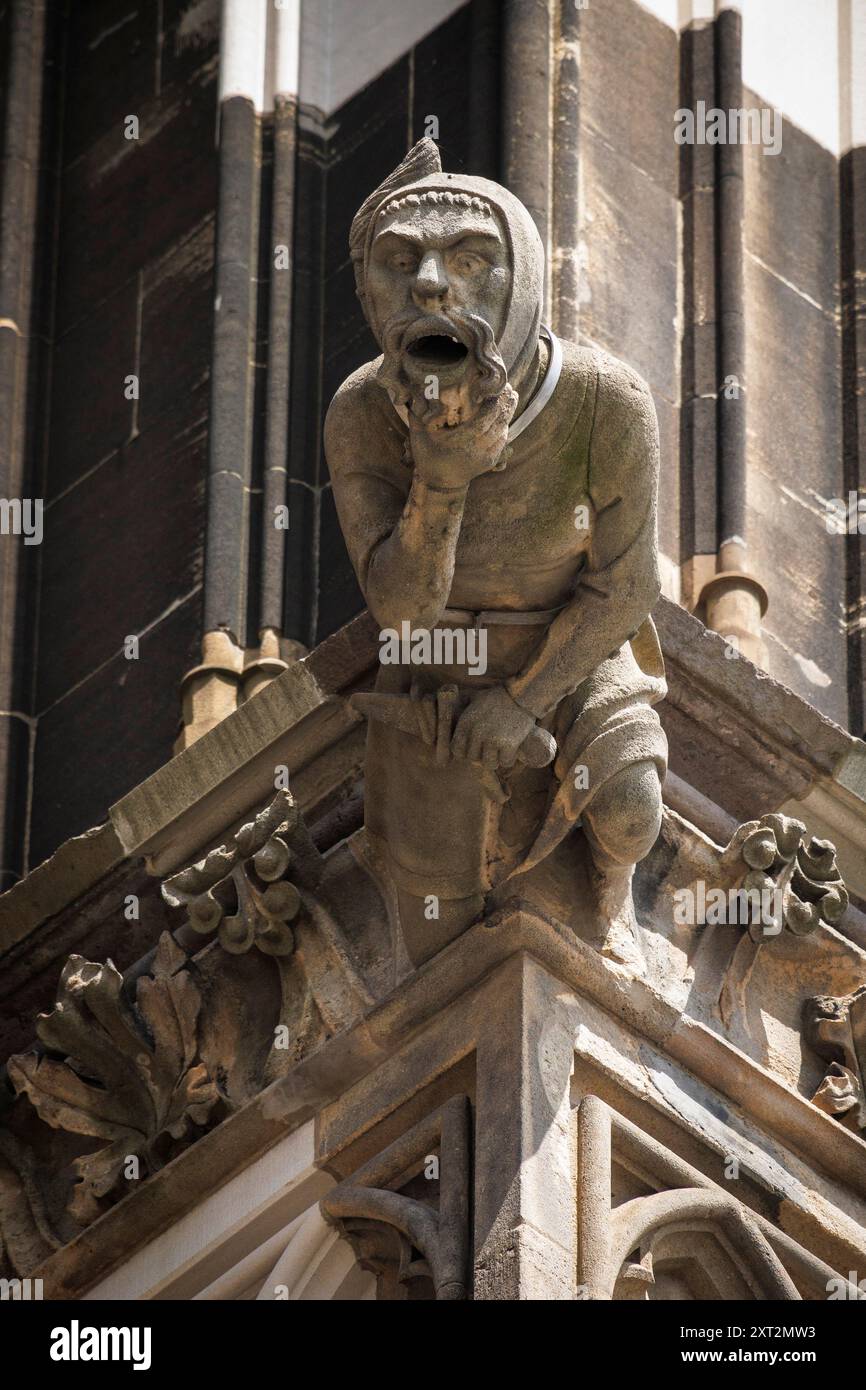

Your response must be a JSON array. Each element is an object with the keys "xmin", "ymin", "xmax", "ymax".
[{"xmin": 583, "ymin": 760, "xmax": 662, "ymax": 865}]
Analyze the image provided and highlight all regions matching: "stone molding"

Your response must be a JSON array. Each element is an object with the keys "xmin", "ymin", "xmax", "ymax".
[
  {"xmin": 5, "ymin": 598, "xmax": 866, "ymax": 956},
  {"xmin": 321, "ymin": 1095, "xmax": 471, "ymax": 1300},
  {"xmin": 10, "ymin": 889, "xmax": 866, "ymax": 1297},
  {"xmin": 576, "ymin": 1097, "xmax": 858, "ymax": 1301}
]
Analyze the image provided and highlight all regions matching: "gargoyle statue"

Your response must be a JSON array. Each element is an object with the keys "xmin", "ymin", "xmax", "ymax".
[{"xmin": 326, "ymin": 139, "xmax": 667, "ymax": 967}]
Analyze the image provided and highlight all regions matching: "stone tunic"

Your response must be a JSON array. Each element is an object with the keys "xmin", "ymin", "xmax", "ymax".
[{"xmin": 325, "ymin": 338, "xmax": 668, "ymax": 899}]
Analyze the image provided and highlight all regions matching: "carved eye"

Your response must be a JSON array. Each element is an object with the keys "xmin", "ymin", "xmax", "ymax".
[
  {"xmin": 452, "ymin": 250, "xmax": 485, "ymax": 274},
  {"xmin": 391, "ymin": 251, "xmax": 419, "ymax": 273}
]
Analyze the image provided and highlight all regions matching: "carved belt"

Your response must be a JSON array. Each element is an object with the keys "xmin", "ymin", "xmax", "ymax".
[{"xmin": 439, "ymin": 605, "xmax": 565, "ymax": 627}]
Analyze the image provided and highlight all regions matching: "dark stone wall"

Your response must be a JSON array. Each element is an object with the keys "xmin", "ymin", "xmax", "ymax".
[
  {"xmin": 15, "ymin": 0, "xmax": 496, "ymax": 873},
  {"xmin": 841, "ymin": 143, "xmax": 866, "ymax": 737},
  {"xmin": 0, "ymin": 0, "xmax": 64, "ymax": 890},
  {"xmin": 577, "ymin": 0, "xmax": 852, "ymax": 730},
  {"xmin": 26, "ymin": 0, "xmax": 218, "ymax": 868}
]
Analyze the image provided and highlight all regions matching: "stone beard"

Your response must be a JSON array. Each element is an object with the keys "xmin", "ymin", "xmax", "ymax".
[{"xmin": 325, "ymin": 138, "xmax": 668, "ymax": 969}]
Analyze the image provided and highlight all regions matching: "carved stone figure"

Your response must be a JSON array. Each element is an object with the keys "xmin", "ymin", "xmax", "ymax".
[
  {"xmin": 326, "ymin": 139, "xmax": 667, "ymax": 966},
  {"xmin": 805, "ymin": 987, "xmax": 866, "ymax": 1131}
]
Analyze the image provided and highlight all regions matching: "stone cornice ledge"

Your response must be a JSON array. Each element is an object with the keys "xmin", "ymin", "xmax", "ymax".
[
  {"xmin": 0, "ymin": 615, "xmax": 379, "ymax": 952},
  {"xmin": 30, "ymin": 901, "xmax": 866, "ymax": 1299},
  {"xmin": 654, "ymin": 601, "xmax": 866, "ymax": 898},
  {"xmin": 4, "ymin": 599, "xmax": 866, "ymax": 951},
  {"xmin": 654, "ymin": 600, "xmax": 860, "ymax": 781}
]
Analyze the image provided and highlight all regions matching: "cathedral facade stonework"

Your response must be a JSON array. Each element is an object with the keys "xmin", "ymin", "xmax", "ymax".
[{"xmin": 1, "ymin": 0, "xmax": 866, "ymax": 1324}]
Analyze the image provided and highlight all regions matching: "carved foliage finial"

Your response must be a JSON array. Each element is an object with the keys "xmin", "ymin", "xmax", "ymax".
[
  {"xmin": 7, "ymin": 934, "xmax": 218, "ymax": 1224},
  {"xmin": 723, "ymin": 813, "xmax": 848, "ymax": 940},
  {"xmin": 162, "ymin": 789, "xmax": 324, "ymax": 957}
]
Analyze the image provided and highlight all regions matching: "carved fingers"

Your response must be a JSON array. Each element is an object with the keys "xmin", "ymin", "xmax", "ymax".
[
  {"xmin": 450, "ymin": 685, "xmax": 537, "ymax": 771},
  {"xmin": 408, "ymin": 383, "xmax": 518, "ymax": 490}
]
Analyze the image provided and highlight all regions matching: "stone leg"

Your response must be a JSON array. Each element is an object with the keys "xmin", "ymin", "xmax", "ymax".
[{"xmin": 580, "ymin": 759, "xmax": 662, "ymax": 968}]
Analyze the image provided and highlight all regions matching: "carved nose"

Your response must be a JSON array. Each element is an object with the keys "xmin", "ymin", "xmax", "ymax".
[{"xmin": 413, "ymin": 251, "xmax": 449, "ymax": 306}]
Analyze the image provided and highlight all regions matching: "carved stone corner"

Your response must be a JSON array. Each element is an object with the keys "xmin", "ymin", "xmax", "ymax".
[
  {"xmin": 607, "ymin": 1189, "xmax": 798, "ymax": 1301},
  {"xmin": 6, "ymin": 932, "xmax": 218, "ymax": 1226},
  {"xmin": 576, "ymin": 1096, "xmax": 820, "ymax": 1301},
  {"xmin": 804, "ymin": 986, "xmax": 866, "ymax": 1131},
  {"xmin": 320, "ymin": 1094, "xmax": 471, "ymax": 1301},
  {"xmin": 720, "ymin": 812, "xmax": 848, "ymax": 941},
  {"xmin": 162, "ymin": 787, "xmax": 325, "ymax": 959}
]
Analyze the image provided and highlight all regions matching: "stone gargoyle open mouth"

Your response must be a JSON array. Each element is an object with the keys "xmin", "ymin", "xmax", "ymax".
[{"xmin": 402, "ymin": 317, "xmax": 472, "ymax": 369}]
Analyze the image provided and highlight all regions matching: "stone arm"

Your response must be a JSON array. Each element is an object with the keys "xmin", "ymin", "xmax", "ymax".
[
  {"xmin": 324, "ymin": 379, "xmax": 467, "ymax": 632},
  {"xmin": 505, "ymin": 361, "xmax": 661, "ymax": 720}
]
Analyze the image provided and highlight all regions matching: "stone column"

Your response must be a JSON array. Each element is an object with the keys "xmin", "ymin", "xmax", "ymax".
[{"xmin": 0, "ymin": 0, "xmax": 52, "ymax": 885}]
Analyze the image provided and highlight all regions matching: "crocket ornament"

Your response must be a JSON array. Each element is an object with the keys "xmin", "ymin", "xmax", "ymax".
[{"xmin": 325, "ymin": 139, "xmax": 668, "ymax": 970}]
